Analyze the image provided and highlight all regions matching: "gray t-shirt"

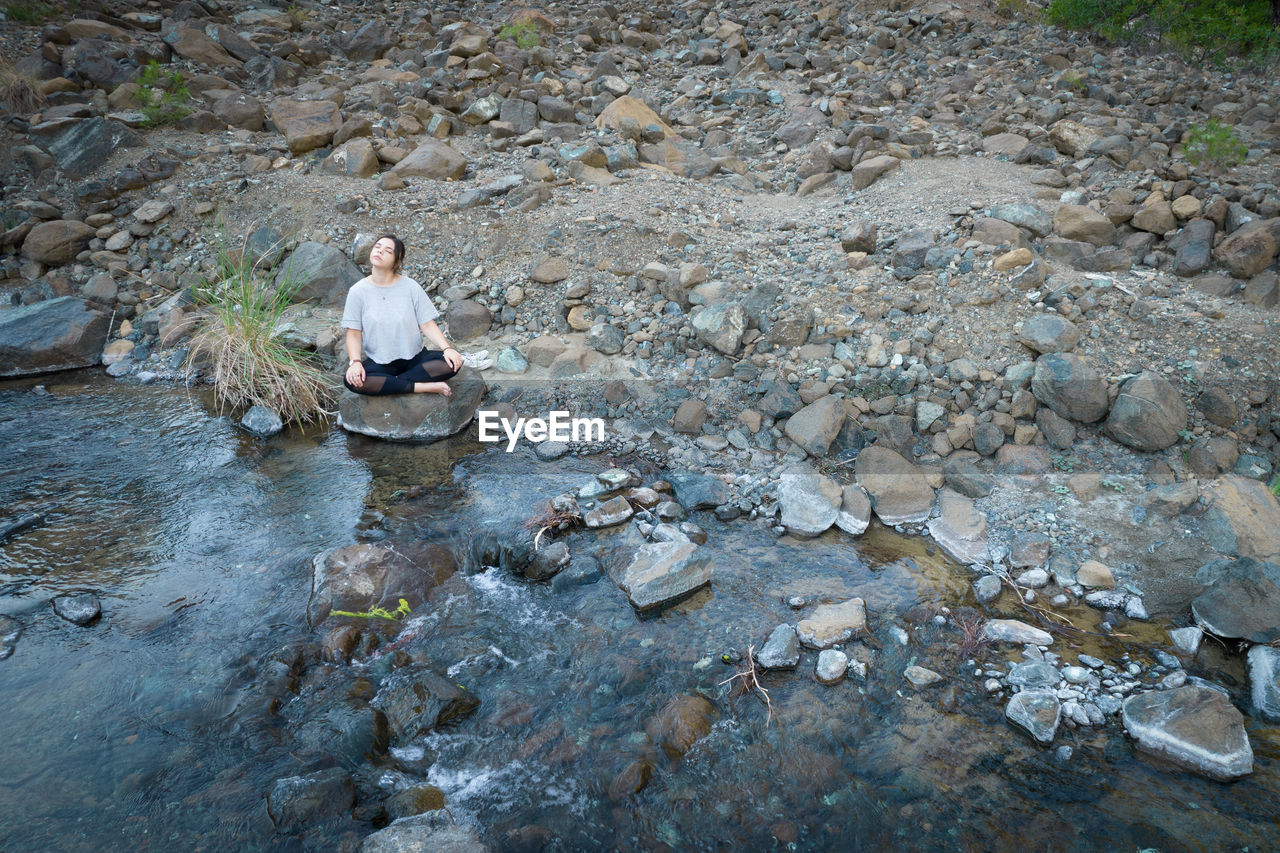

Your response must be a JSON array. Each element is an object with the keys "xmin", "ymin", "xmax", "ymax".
[{"xmin": 341, "ymin": 275, "xmax": 441, "ymax": 364}]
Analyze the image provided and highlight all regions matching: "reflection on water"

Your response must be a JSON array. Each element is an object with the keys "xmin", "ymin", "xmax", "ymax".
[{"xmin": 0, "ymin": 374, "xmax": 1277, "ymax": 852}]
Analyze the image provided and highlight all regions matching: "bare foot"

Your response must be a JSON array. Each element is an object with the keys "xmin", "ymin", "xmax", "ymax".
[{"xmin": 413, "ymin": 381, "xmax": 453, "ymax": 396}]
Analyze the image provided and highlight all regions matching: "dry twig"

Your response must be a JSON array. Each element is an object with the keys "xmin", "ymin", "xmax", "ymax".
[{"xmin": 719, "ymin": 644, "xmax": 775, "ymax": 728}]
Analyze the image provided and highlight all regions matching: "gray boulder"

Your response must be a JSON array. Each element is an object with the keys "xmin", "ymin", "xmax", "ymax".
[
  {"xmin": 1104, "ymin": 371, "xmax": 1186, "ymax": 452},
  {"xmin": 613, "ymin": 540, "xmax": 713, "ymax": 610},
  {"xmin": 267, "ymin": 768, "xmax": 354, "ymax": 831},
  {"xmin": 1173, "ymin": 219, "xmax": 1216, "ymax": 277},
  {"xmin": 269, "ymin": 99, "xmax": 341, "ymax": 154},
  {"xmin": 835, "ymin": 484, "xmax": 872, "ymax": 536},
  {"xmin": 372, "ymin": 665, "xmax": 480, "ymax": 740},
  {"xmin": 1005, "ymin": 690, "xmax": 1061, "ymax": 745},
  {"xmin": 337, "ymin": 367, "xmax": 486, "ymax": 441},
  {"xmin": 360, "ymin": 811, "xmax": 488, "ymax": 853},
  {"xmin": 0, "ymin": 297, "xmax": 108, "ymax": 377},
  {"xmin": 1191, "ymin": 557, "xmax": 1280, "ymax": 643},
  {"xmin": 43, "ymin": 118, "xmax": 140, "ymax": 178},
  {"xmin": 1017, "ymin": 315, "xmax": 1080, "ymax": 354},
  {"xmin": 692, "ymin": 302, "xmax": 745, "ymax": 355},
  {"xmin": 445, "ymin": 299, "xmax": 491, "ymax": 341},
  {"xmin": 756, "ymin": 624, "xmax": 800, "ymax": 670},
  {"xmin": 341, "ymin": 20, "xmax": 394, "ymax": 61},
  {"xmin": 241, "ymin": 405, "xmax": 283, "ymax": 436},
  {"xmin": 1031, "ymin": 353, "xmax": 1109, "ymax": 423},
  {"xmin": 666, "ymin": 470, "xmax": 729, "ymax": 509},
  {"xmin": 1122, "ymin": 687, "xmax": 1253, "ymax": 781},
  {"xmin": 276, "ymin": 241, "xmax": 362, "ymax": 305},
  {"xmin": 989, "ymin": 202, "xmax": 1052, "ymax": 237},
  {"xmin": 777, "ymin": 463, "xmax": 842, "ymax": 537}
]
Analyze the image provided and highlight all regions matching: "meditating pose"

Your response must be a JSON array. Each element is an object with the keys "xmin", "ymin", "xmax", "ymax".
[{"xmin": 342, "ymin": 234, "xmax": 464, "ymax": 396}]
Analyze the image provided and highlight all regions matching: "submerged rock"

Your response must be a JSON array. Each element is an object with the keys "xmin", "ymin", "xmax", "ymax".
[
  {"xmin": 614, "ymin": 541, "xmax": 712, "ymax": 610},
  {"xmin": 1122, "ymin": 687, "xmax": 1253, "ymax": 781},
  {"xmin": 359, "ymin": 810, "xmax": 488, "ymax": 853},
  {"xmin": 646, "ymin": 695, "xmax": 717, "ymax": 761},
  {"xmin": 371, "ymin": 664, "xmax": 480, "ymax": 741},
  {"xmin": 904, "ymin": 665, "xmax": 943, "ymax": 687},
  {"xmin": 337, "ymin": 367, "xmax": 486, "ymax": 441},
  {"xmin": 982, "ymin": 619, "xmax": 1053, "ymax": 646},
  {"xmin": 240, "ymin": 405, "xmax": 284, "ymax": 437},
  {"xmin": 817, "ymin": 649, "xmax": 850, "ymax": 684},
  {"xmin": 267, "ymin": 768, "xmax": 354, "ymax": 830},
  {"xmin": 1006, "ymin": 690, "xmax": 1061, "ymax": 745},
  {"xmin": 756, "ymin": 623, "xmax": 800, "ymax": 670},
  {"xmin": 308, "ymin": 541, "xmax": 457, "ymax": 628},
  {"xmin": 796, "ymin": 598, "xmax": 867, "ymax": 649},
  {"xmin": 52, "ymin": 594, "xmax": 101, "ymax": 626}
]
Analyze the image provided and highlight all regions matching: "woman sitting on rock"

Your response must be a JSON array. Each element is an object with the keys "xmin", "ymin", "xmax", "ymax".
[{"xmin": 342, "ymin": 234, "xmax": 464, "ymax": 396}]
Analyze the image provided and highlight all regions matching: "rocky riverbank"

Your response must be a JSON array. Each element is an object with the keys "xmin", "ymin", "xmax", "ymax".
[{"xmin": 2, "ymin": 0, "xmax": 1280, "ymax": 848}]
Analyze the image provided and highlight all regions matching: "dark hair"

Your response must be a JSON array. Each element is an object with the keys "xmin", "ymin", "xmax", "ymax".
[{"xmin": 374, "ymin": 234, "xmax": 406, "ymax": 273}]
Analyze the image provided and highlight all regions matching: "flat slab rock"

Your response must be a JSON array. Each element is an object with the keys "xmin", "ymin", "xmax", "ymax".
[
  {"xmin": 1006, "ymin": 690, "xmax": 1061, "ymax": 745},
  {"xmin": 926, "ymin": 488, "xmax": 988, "ymax": 564},
  {"xmin": 796, "ymin": 598, "xmax": 866, "ymax": 649},
  {"xmin": 359, "ymin": 810, "xmax": 487, "ymax": 853},
  {"xmin": 0, "ymin": 296, "xmax": 109, "ymax": 378},
  {"xmin": 615, "ymin": 540, "xmax": 712, "ymax": 610},
  {"xmin": 1191, "ymin": 556, "xmax": 1280, "ymax": 643},
  {"xmin": 1122, "ymin": 687, "xmax": 1253, "ymax": 781},
  {"xmin": 982, "ymin": 618, "xmax": 1053, "ymax": 646},
  {"xmin": 337, "ymin": 367, "xmax": 485, "ymax": 441}
]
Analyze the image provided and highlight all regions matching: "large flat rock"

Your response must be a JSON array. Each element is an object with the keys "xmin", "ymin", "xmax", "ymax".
[
  {"xmin": 926, "ymin": 488, "xmax": 988, "ymax": 564},
  {"xmin": 1200, "ymin": 475, "xmax": 1280, "ymax": 563},
  {"xmin": 614, "ymin": 540, "xmax": 713, "ymax": 610},
  {"xmin": 0, "ymin": 296, "xmax": 108, "ymax": 377},
  {"xmin": 1122, "ymin": 687, "xmax": 1253, "ymax": 781},
  {"xmin": 1191, "ymin": 556, "xmax": 1280, "ymax": 643},
  {"xmin": 796, "ymin": 598, "xmax": 867, "ymax": 649},
  {"xmin": 337, "ymin": 367, "xmax": 486, "ymax": 441},
  {"xmin": 360, "ymin": 811, "xmax": 487, "ymax": 853},
  {"xmin": 855, "ymin": 445, "xmax": 934, "ymax": 525}
]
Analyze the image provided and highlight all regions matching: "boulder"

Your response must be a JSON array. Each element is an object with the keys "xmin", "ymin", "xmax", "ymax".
[
  {"xmin": 646, "ymin": 695, "xmax": 717, "ymax": 761},
  {"xmin": 1053, "ymin": 205, "xmax": 1115, "ymax": 246},
  {"xmin": 321, "ymin": 137, "xmax": 379, "ymax": 178},
  {"xmin": 444, "ymin": 299, "xmax": 490, "ymax": 341},
  {"xmin": 835, "ymin": 484, "xmax": 872, "ymax": 536},
  {"xmin": 756, "ymin": 624, "xmax": 800, "ymax": 670},
  {"xmin": 692, "ymin": 302, "xmax": 745, "ymax": 355},
  {"xmin": 529, "ymin": 256, "xmax": 571, "ymax": 283},
  {"xmin": 758, "ymin": 381, "xmax": 804, "ymax": 419},
  {"xmin": 777, "ymin": 463, "xmax": 842, "ymax": 537},
  {"xmin": 926, "ymin": 489, "xmax": 988, "ymax": 564},
  {"xmin": 1103, "ymin": 371, "xmax": 1186, "ymax": 452},
  {"xmin": 21, "ymin": 219, "xmax": 96, "ymax": 265},
  {"xmin": 666, "ymin": 469, "xmax": 730, "ymax": 509},
  {"xmin": 341, "ymin": 20, "xmax": 394, "ymax": 61},
  {"xmin": 1031, "ymin": 353, "xmax": 1109, "ymax": 423},
  {"xmin": 1017, "ymin": 315, "xmax": 1080, "ymax": 354},
  {"xmin": 267, "ymin": 768, "xmax": 354, "ymax": 830},
  {"xmin": 1191, "ymin": 557, "xmax": 1280, "ymax": 643},
  {"xmin": 854, "ymin": 445, "xmax": 935, "ymax": 525},
  {"xmin": 270, "ymin": 99, "xmax": 341, "ymax": 154},
  {"xmin": 163, "ymin": 22, "xmax": 242, "ymax": 68},
  {"xmin": 613, "ymin": 540, "xmax": 713, "ymax": 610},
  {"xmin": 53, "ymin": 594, "xmax": 101, "ymax": 625},
  {"xmin": 638, "ymin": 138, "xmax": 718, "ymax": 179},
  {"xmin": 1215, "ymin": 219, "xmax": 1277, "ymax": 279},
  {"xmin": 43, "ymin": 118, "xmax": 141, "ymax": 178},
  {"xmin": 1200, "ymin": 476, "xmax": 1280, "ymax": 562},
  {"xmin": 1248, "ymin": 645, "xmax": 1280, "ymax": 722},
  {"xmin": 1132, "ymin": 202, "xmax": 1177, "ymax": 235},
  {"xmin": 817, "ymin": 650, "xmax": 850, "ymax": 684},
  {"xmin": 1048, "ymin": 119, "xmax": 1100, "ymax": 158},
  {"xmin": 594, "ymin": 95, "xmax": 675, "ymax": 138},
  {"xmin": 1173, "ymin": 219, "xmax": 1216, "ymax": 277},
  {"xmin": 308, "ymin": 540, "xmax": 458, "ymax": 627},
  {"xmin": 796, "ymin": 598, "xmax": 867, "ymax": 649},
  {"xmin": 276, "ymin": 241, "xmax": 362, "ymax": 305},
  {"xmin": 851, "ymin": 154, "xmax": 901, "ymax": 191},
  {"xmin": 783, "ymin": 395, "xmax": 846, "ymax": 457},
  {"xmin": 372, "ymin": 664, "xmax": 480, "ymax": 740},
  {"xmin": 0, "ymin": 297, "xmax": 108, "ymax": 377},
  {"xmin": 360, "ymin": 811, "xmax": 487, "ymax": 853},
  {"xmin": 1005, "ymin": 690, "xmax": 1061, "ymax": 745},
  {"xmin": 1122, "ymin": 688, "xmax": 1253, "ymax": 781},
  {"xmin": 337, "ymin": 367, "xmax": 486, "ymax": 441},
  {"xmin": 388, "ymin": 139, "xmax": 469, "ymax": 181},
  {"xmin": 982, "ymin": 619, "xmax": 1053, "ymax": 645},
  {"xmin": 988, "ymin": 202, "xmax": 1053, "ymax": 237}
]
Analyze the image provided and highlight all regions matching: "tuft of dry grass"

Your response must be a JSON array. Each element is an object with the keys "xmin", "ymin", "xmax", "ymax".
[
  {"xmin": 0, "ymin": 54, "xmax": 45, "ymax": 116},
  {"xmin": 522, "ymin": 498, "xmax": 582, "ymax": 548},
  {"xmin": 185, "ymin": 241, "xmax": 335, "ymax": 425}
]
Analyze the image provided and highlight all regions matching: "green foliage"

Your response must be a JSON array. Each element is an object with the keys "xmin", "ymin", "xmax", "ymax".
[
  {"xmin": 331, "ymin": 598, "xmax": 412, "ymax": 621},
  {"xmin": 136, "ymin": 60, "xmax": 192, "ymax": 127},
  {"xmin": 1268, "ymin": 474, "xmax": 1280, "ymax": 497},
  {"xmin": 1, "ymin": 0, "xmax": 61, "ymax": 23},
  {"xmin": 287, "ymin": 3, "xmax": 310, "ymax": 26},
  {"xmin": 499, "ymin": 19, "xmax": 541, "ymax": 49},
  {"xmin": 186, "ymin": 234, "xmax": 336, "ymax": 426},
  {"xmin": 1183, "ymin": 119, "xmax": 1248, "ymax": 171},
  {"xmin": 1101, "ymin": 478, "xmax": 1125, "ymax": 492},
  {"xmin": 1046, "ymin": 0, "xmax": 1280, "ymax": 66},
  {"xmin": 1051, "ymin": 454, "xmax": 1077, "ymax": 473},
  {"xmin": 1059, "ymin": 69, "xmax": 1087, "ymax": 92}
]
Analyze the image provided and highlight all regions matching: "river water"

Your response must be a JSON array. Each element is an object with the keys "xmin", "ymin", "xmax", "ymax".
[{"xmin": 0, "ymin": 374, "xmax": 1276, "ymax": 852}]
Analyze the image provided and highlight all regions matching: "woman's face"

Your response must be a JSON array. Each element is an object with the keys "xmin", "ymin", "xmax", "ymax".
[{"xmin": 370, "ymin": 238, "xmax": 398, "ymax": 271}]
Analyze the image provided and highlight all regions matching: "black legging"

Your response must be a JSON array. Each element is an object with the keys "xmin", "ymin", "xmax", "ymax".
[{"xmin": 345, "ymin": 348, "xmax": 457, "ymax": 395}]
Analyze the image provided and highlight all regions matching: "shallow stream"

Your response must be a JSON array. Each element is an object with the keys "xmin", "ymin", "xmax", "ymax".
[{"xmin": 0, "ymin": 375, "xmax": 1276, "ymax": 851}]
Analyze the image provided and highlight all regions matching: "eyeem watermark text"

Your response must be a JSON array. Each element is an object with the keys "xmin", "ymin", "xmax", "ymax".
[{"xmin": 477, "ymin": 410, "xmax": 606, "ymax": 452}]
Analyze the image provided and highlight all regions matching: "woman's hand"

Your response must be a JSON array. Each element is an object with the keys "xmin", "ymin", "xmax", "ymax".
[
  {"xmin": 345, "ymin": 360, "xmax": 365, "ymax": 389},
  {"xmin": 442, "ymin": 347, "xmax": 464, "ymax": 372}
]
